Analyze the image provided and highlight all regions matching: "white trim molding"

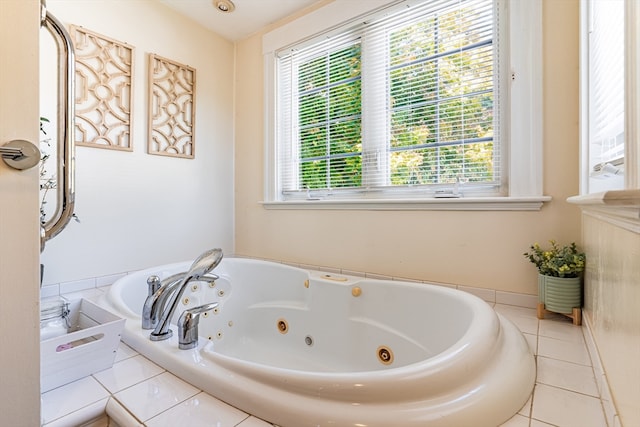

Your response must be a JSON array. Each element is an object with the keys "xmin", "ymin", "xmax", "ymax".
[
  {"xmin": 262, "ymin": 196, "xmax": 551, "ymax": 211},
  {"xmin": 508, "ymin": 0, "xmax": 544, "ymax": 197},
  {"xmin": 567, "ymin": 189, "xmax": 640, "ymax": 233},
  {"xmin": 626, "ymin": 0, "xmax": 640, "ymax": 189}
]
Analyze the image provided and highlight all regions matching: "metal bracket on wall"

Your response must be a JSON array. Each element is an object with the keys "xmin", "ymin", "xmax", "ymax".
[{"xmin": 0, "ymin": 139, "xmax": 41, "ymax": 170}]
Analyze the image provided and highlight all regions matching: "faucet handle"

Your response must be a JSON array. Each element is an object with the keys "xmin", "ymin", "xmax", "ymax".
[
  {"xmin": 177, "ymin": 302, "xmax": 219, "ymax": 350},
  {"xmin": 147, "ymin": 275, "xmax": 161, "ymax": 297}
]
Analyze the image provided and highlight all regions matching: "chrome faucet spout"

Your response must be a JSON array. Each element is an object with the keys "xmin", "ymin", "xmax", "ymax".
[
  {"xmin": 149, "ymin": 248, "xmax": 223, "ymax": 341},
  {"xmin": 142, "ymin": 272, "xmax": 184, "ymax": 330}
]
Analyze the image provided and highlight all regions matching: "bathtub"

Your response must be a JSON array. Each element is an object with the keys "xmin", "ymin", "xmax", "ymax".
[{"xmin": 101, "ymin": 257, "xmax": 536, "ymax": 427}]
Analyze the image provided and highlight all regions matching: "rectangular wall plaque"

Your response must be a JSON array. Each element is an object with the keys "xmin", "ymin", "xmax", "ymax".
[
  {"xmin": 148, "ymin": 54, "xmax": 196, "ymax": 158},
  {"xmin": 71, "ymin": 26, "xmax": 134, "ymax": 151}
]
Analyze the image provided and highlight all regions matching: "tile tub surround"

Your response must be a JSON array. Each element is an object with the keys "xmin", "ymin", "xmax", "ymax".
[
  {"xmin": 42, "ymin": 285, "xmax": 613, "ymax": 427},
  {"xmin": 40, "ymin": 262, "xmax": 541, "ymax": 309}
]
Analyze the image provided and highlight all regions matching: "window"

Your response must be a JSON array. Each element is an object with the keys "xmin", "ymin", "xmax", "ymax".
[
  {"xmin": 582, "ymin": 0, "xmax": 626, "ymax": 193},
  {"xmin": 263, "ymin": 0, "xmax": 545, "ymax": 209},
  {"xmin": 286, "ymin": 38, "xmax": 363, "ymax": 191}
]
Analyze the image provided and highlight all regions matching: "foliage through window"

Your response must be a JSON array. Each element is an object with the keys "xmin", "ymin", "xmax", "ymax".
[
  {"xmin": 276, "ymin": 0, "xmax": 500, "ymax": 200},
  {"xmin": 297, "ymin": 42, "xmax": 363, "ymax": 189}
]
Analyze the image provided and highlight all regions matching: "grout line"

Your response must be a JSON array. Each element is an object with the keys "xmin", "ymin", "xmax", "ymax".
[
  {"xmin": 534, "ymin": 381, "xmax": 600, "ymax": 400},
  {"xmin": 536, "ymin": 354, "xmax": 592, "ymax": 368},
  {"xmin": 234, "ymin": 414, "xmax": 252, "ymax": 426},
  {"xmin": 527, "ymin": 383, "xmax": 536, "ymax": 424}
]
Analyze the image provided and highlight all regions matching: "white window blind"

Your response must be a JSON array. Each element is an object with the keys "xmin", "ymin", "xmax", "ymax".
[
  {"xmin": 588, "ymin": 0, "xmax": 625, "ymax": 182},
  {"xmin": 275, "ymin": 0, "xmax": 500, "ymax": 200}
]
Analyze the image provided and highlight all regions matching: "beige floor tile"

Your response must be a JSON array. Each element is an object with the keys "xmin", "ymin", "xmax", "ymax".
[
  {"xmin": 495, "ymin": 304, "xmax": 540, "ymax": 335},
  {"xmin": 93, "ymin": 355, "xmax": 164, "ymax": 393},
  {"xmin": 530, "ymin": 419, "xmax": 555, "ymax": 427},
  {"xmin": 499, "ymin": 414, "xmax": 529, "ymax": 427},
  {"xmin": 538, "ymin": 336, "xmax": 591, "ymax": 366},
  {"xmin": 536, "ymin": 356, "xmax": 599, "ymax": 396},
  {"xmin": 532, "ymin": 383, "xmax": 606, "ymax": 427},
  {"xmin": 145, "ymin": 392, "xmax": 248, "ymax": 427},
  {"xmin": 113, "ymin": 372, "xmax": 200, "ymax": 422},
  {"xmin": 539, "ymin": 318, "xmax": 585, "ymax": 343},
  {"xmin": 518, "ymin": 393, "xmax": 533, "ymax": 417}
]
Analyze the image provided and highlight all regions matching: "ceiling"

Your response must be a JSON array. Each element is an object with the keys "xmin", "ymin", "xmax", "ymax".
[{"xmin": 157, "ymin": 0, "xmax": 321, "ymax": 41}]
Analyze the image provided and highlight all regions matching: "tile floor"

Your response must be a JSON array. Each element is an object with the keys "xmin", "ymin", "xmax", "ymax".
[
  {"xmin": 495, "ymin": 304, "xmax": 609, "ymax": 427},
  {"xmin": 41, "ymin": 301, "xmax": 611, "ymax": 427}
]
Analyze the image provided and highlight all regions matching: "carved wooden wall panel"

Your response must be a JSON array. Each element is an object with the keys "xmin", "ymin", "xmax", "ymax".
[
  {"xmin": 148, "ymin": 54, "xmax": 196, "ymax": 159},
  {"xmin": 71, "ymin": 26, "xmax": 134, "ymax": 151}
]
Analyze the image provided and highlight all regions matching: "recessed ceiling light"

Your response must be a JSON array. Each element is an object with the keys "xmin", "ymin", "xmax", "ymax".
[{"xmin": 214, "ymin": 0, "xmax": 235, "ymax": 13}]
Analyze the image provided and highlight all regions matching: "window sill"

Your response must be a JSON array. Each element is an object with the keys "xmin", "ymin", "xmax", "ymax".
[
  {"xmin": 261, "ymin": 196, "xmax": 552, "ymax": 211},
  {"xmin": 567, "ymin": 190, "xmax": 640, "ymax": 233},
  {"xmin": 567, "ymin": 189, "xmax": 640, "ymax": 207}
]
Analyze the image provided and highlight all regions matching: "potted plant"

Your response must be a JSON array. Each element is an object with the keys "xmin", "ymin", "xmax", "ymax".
[
  {"xmin": 39, "ymin": 117, "xmax": 56, "ymax": 226},
  {"xmin": 524, "ymin": 240, "xmax": 586, "ymax": 324}
]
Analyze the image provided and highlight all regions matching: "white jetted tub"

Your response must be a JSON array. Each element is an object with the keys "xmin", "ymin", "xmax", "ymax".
[{"xmin": 101, "ymin": 257, "xmax": 535, "ymax": 427}]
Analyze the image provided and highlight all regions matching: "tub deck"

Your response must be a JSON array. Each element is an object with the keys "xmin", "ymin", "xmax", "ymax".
[
  {"xmin": 100, "ymin": 257, "xmax": 537, "ymax": 426},
  {"xmin": 43, "ymin": 291, "xmax": 607, "ymax": 427}
]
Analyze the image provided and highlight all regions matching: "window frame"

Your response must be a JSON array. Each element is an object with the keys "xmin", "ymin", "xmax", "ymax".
[
  {"xmin": 262, "ymin": 0, "xmax": 549, "ymax": 211},
  {"xmin": 579, "ymin": 0, "xmax": 626, "ymax": 194},
  {"xmin": 579, "ymin": 0, "xmax": 640, "ymax": 194}
]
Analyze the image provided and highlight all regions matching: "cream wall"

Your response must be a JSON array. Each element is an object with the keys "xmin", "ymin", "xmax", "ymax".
[
  {"xmin": 234, "ymin": 0, "xmax": 581, "ymax": 295},
  {"xmin": 0, "ymin": 0, "xmax": 41, "ymax": 423},
  {"xmin": 40, "ymin": 0, "xmax": 235, "ymax": 285}
]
